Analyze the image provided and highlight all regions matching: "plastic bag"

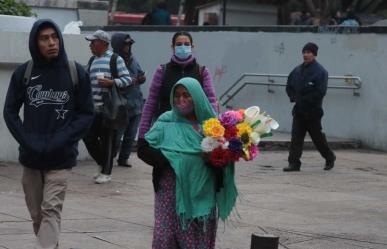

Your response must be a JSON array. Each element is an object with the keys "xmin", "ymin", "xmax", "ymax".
[{"xmin": 63, "ymin": 21, "xmax": 83, "ymax": 34}]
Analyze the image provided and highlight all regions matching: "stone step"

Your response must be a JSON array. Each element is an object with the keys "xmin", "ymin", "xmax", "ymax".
[{"xmin": 259, "ymin": 132, "xmax": 360, "ymax": 151}]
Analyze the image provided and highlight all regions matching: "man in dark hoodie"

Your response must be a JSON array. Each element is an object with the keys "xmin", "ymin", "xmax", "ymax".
[
  {"xmin": 111, "ymin": 33, "xmax": 146, "ymax": 168},
  {"xmin": 284, "ymin": 42, "xmax": 336, "ymax": 172},
  {"xmin": 3, "ymin": 19, "xmax": 94, "ymax": 248}
]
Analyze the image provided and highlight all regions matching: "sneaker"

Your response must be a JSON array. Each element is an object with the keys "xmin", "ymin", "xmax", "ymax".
[
  {"xmin": 117, "ymin": 159, "xmax": 132, "ymax": 168},
  {"xmin": 95, "ymin": 174, "xmax": 111, "ymax": 184}
]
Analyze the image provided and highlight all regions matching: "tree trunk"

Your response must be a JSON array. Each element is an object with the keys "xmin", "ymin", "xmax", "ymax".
[
  {"xmin": 183, "ymin": 0, "xmax": 197, "ymax": 25},
  {"xmin": 109, "ymin": 0, "xmax": 118, "ymax": 24},
  {"xmin": 303, "ymin": 0, "xmax": 317, "ymax": 15}
]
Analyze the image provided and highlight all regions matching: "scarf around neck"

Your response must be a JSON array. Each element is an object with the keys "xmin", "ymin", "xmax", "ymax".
[{"xmin": 145, "ymin": 77, "xmax": 237, "ymax": 223}]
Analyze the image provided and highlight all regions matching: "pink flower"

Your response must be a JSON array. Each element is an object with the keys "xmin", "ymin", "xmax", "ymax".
[{"xmin": 248, "ymin": 145, "xmax": 259, "ymax": 160}]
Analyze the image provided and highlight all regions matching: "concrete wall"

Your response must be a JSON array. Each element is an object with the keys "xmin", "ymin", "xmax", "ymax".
[
  {"xmin": 31, "ymin": 7, "xmax": 79, "ymax": 31},
  {"xmin": 1, "ymin": 29, "xmax": 387, "ymax": 161}
]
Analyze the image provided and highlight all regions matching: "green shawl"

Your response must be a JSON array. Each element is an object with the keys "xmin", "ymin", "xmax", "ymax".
[{"xmin": 145, "ymin": 77, "xmax": 237, "ymax": 222}]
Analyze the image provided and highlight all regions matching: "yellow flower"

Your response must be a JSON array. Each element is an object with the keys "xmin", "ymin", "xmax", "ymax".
[
  {"xmin": 236, "ymin": 122, "xmax": 253, "ymax": 137},
  {"xmin": 203, "ymin": 118, "xmax": 225, "ymax": 138}
]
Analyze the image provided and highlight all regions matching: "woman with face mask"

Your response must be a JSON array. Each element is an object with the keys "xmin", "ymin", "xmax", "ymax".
[
  {"xmin": 138, "ymin": 31, "xmax": 218, "ymax": 141},
  {"xmin": 138, "ymin": 77, "xmax": 237, "ymax": 249}
]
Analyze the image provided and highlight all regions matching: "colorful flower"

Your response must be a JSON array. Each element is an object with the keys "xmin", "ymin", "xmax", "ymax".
[
  {"xmin": 228, "ymin": 138, "xmax": 243, "ymax": 154},
  {"xmin": 228, "ymin": 151, "xmax": 241, "ymax": 161},
  {"xmin": 248, "ymin": 144, "xmax": 259, "ymax": 160},
  {"xmin": 201, "ymin": 106, "xmax": 277, "ymax": 167},
  {"xmin": 203, "ymin": 118, "xmax": 225, "ymax": 138},
  {"xmin": 201, "ymin": 137, "xmax": 221, "ymax": 152},
  {"xmin": 223, "ymin": 125, "xmax": 238, "ymax": 140},
  {"xmin": 235, "ymin": 110, "xmax": 244, "ymax": 122},
  {"xmin": 219, "ymin": 111, "xmax": 239, "ymax": 127},
  {"xmin": 240, "ymin": 132, "xmax": 251, "ymax": 145},
  {"xmin": 250, "ymin": 131, "xmax": 260, "ymax": 145},
  {"xmin": 209, "ymin": 147, "xmax": 229, "ymax": 167},
  {"xmin": 236, "ymin": 122, "xmax": 253, "ymax": 137}
]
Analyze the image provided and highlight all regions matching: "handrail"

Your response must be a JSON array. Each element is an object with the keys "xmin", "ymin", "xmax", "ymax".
[{"xmin": 220, "ymin": 73, "xmax": 362, "ymax": 107}]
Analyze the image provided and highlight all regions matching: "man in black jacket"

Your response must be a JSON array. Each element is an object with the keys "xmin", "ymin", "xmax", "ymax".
[
  {"xmin": 284, "ymin": 42, "xmax": 336, "ymax": 172},
  {"xmin": 3, "ymin": 19, "xmax": 94, "ymax": 248}
]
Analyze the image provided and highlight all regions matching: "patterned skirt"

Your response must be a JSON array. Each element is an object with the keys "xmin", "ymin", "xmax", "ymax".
[{"xmin": 152, "ymin": 168, "xmax": 217, "ymax": 249}]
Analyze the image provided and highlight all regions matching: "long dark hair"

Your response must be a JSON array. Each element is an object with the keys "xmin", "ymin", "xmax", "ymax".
[{"xmin": 171, "ymin": 31, "xmax": 193, "ymax": 46}]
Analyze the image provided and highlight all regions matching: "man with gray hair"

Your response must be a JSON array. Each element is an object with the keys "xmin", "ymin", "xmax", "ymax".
[{"xmin": 83, "ymin": 30, "xmax": 133, "ymax": 183}]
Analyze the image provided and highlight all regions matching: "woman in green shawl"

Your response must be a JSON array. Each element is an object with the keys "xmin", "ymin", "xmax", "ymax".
[{"xmin": 137, "ymin": 77, "xmax": 237, "ymax": 249}]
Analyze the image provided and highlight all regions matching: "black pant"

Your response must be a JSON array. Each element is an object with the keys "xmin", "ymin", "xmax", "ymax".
[
  {"xmin": 288, "ymin": 114, "xmax": 335, "ymax": 167},
  {"xmin": 83, "ymin": 114, "xmax": 117, "ymax": 175}
]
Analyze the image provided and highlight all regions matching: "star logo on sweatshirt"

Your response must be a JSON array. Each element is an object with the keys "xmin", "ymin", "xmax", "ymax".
[{"xmin": 55, "ymin": 105, "xmax": 68, "ymax": 120}]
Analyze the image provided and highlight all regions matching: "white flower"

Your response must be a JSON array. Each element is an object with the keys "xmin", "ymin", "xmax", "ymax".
[
  {"xmin": 250, "ymin": 131, "xmax": 261, "ymax": 145},
  {"xmin": 268, "ymin": 117, "xmax": 279, "ymax": 130},
  {"xmin": 244, "ymin": 106, "xmax": 261, "ymax": 126},
  {"xmin": 221, "ymin": 141, "xmax": 229, "ymax": 150},
  {"xmin": 201, "ymin": 137, "xmax": 221, "ymax": 152}
]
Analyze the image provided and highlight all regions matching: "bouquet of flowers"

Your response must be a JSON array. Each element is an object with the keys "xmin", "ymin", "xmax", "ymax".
[{"xmin": 201, "ymin": 106, "xmax": 279, "ymax": 169}]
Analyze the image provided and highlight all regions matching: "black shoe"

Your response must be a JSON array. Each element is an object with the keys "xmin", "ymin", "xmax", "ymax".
[
  {"xmin": 283, "ymin": 164, "xmax": 300, "ymax": 172},
  {"xmin": 117, "ymin": 159, "xmax": 132, "ymax": 168},
  {"xmin": 324, "ymin": 156, "xmax": 336, "ymax": 171}
]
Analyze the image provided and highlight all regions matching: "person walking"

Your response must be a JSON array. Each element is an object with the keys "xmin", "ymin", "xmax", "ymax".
[
  {"xmin": 111, "ymin": 33, "xmax": 146, "ymax": 167},
  {"xmin": 138, "ymin": 31, "xmax": 218, "ymax": 141},
  {"xmin": 3, "ymin": 19, "xmax": 94, "ymax": 249},
  {"xmin": 284, "ymin": 42, "xmax": 336, "ymax": 172},
  {"xmin": 138, "ymin": 77, "xmax": 237, "ymax": 249},
  {"xmin": 142, "ymin": 1, "xmax": 171, "ymax": 25},
  {"xmin": 83, "ymin": 30, "xmax": 133, "ymax": 183}
]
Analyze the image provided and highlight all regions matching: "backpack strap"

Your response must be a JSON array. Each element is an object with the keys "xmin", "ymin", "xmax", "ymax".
[
  {"xmin": 23, "ymin": 59, "xmax": 78, "ymax": 87},
  {"xmin": 198, "ymin": 64, "xmax": 205, "ymax": 86},
  {"xmin": 110, "ymin": 53, "xmax": 119, "ymax": 79},
  {"xmin": 68, "ymin": 60, "xmax": 78, "ymax": 86},
  {"xmin": 86, "ymin": 55, "xmax": 95, "ymax": 73},
  {"xmin": 23, "ymin": 60, "xmax": 34, "ymax": 86}
]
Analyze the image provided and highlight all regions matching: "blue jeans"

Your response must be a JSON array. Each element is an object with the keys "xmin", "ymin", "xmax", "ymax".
[{"xmin": 116, "ymin": 113, "xmax": 142, "ymax": 161}]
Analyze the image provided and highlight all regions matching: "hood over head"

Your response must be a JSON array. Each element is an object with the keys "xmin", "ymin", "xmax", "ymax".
[
  {"xmin": 29, "ymin": 19, "xmax": 67, "ymax": 66},
  {"xmin": 170, "ymin": 77, "xmax": 216, "ymax": 123},
  {"xmin": 111, "ymin": 33, "xmax": 134, "ymax": 60}
]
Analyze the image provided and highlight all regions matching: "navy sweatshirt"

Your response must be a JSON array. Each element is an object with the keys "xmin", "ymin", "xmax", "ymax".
[
  {"xmin": 286, "ymin": 60, "xmax": 328, "ymax": 118},
  {"xmin": 3, "ymin": 19, "xmax": 94, "ymax": 170}
]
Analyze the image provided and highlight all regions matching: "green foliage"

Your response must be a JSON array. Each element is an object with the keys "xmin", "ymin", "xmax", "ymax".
[
  {"xmin": 0, "ymin": 0, "xmax": 35, "ymax": 17},
  {"xmin": 117, "ymin": 0, "xmax": 153, "ymax": 12}
]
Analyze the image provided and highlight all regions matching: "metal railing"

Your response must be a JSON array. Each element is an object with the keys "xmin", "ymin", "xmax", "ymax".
[{"xmin": 219, "ymin": 73, "xmax": 362, "ymax": 107}]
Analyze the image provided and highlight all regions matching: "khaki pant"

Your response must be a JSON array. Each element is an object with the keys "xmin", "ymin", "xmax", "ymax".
[{"xmin": 22, "ymin": 167, "xmax": 70, "ymax": 249}]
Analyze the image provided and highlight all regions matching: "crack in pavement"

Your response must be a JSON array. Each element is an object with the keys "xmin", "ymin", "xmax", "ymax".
[{"xmin": 264, "ymin": 226, "xmax": 387, "ymax": 248}]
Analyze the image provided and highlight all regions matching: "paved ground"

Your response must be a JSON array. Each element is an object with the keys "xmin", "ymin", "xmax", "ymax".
[{"xmin": 1, "ymin": 149, "xmax": 387, "ymax": 249}]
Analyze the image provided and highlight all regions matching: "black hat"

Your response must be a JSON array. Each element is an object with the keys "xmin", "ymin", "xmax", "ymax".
[{"xmin": 302, "ymin": 42, "xmax": 318, "ymax": 56}]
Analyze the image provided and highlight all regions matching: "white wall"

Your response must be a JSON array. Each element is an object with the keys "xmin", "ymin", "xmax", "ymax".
[
  {"xmin": 31, "ymin": 7, "xmax": 79, "ymax": 31},
  {"xmin": 1, "ymin": 30, "xmax": 387, "ymax": 162}
]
